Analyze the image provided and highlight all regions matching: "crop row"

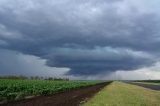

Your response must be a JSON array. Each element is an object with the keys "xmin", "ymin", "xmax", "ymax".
[{"xmin": 0, "ymin": 79, "xmax": 102, "ymax": 102}]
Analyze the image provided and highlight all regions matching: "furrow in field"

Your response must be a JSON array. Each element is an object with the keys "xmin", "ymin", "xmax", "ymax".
[{"xmin": 1, "ymin": 82, "xmax": 111, "ymax": 106}]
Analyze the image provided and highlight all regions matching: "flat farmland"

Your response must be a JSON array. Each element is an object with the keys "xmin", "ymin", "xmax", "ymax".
[
  {"xmin": 0, "ymin": 79, "xmax": 104, "ymax": 104},
  {"xmin": 1, "ymin": 80, "xmax": 160, "ymax": 106}
]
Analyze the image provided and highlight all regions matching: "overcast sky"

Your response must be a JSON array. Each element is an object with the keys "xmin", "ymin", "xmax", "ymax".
[{"xmin": 0, "ymin": 0, "xmax": 160, "ymax": 80}]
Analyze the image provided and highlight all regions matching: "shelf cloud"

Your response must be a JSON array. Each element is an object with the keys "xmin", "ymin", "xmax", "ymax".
[{"xmin": 0, "ymin": 0, "xmax": 160, "ymax": 78}]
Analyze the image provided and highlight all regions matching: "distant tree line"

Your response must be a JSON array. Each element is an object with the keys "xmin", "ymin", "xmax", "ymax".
[
  {"xmin": 0, "ymin": 75, "xmax": 69, "ymax": 81},
  {"xmin": 0, "ymin": 75, "xmax": 28, "ymax": 80}
]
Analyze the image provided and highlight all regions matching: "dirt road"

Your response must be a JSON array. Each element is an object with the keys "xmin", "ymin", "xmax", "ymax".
[
  {"xmin": 2, "ymin": 82, "xmax": 111, "ymax": 106},
  {"xmin": 126, "ymin": 82, "xmax": 160, "ymax": 90}
]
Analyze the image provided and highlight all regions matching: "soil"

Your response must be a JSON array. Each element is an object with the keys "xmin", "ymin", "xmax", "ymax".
[
  {"xmin": 2, "ymin": 82, "xmax": 111, "ymax": 106},
  {"xmin": 126, "ymin": 82, "xmax": 160, "ymax": 90}
]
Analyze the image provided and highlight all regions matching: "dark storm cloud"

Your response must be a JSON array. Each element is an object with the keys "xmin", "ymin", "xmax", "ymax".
[
  {"xmin": 0, "ymin": 0, "xmax": 160, "ymax": 76},
  {"xmin": 45, "ymin": 47, "xmax": 154, "ymax": 75}
]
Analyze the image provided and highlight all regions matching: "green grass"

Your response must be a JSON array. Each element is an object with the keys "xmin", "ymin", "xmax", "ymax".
[
  {"xmin": 0, "ymin": 79, "xmax": 102, "ymax": 102},
  {"xmin": 84, "ymin": 81, "xmax": 160, "ymax": 106}
]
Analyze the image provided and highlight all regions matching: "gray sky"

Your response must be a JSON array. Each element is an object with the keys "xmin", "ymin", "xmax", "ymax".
[{"xmin": 0, "ymin": 0, "xmax": 160, "ymax": 80}]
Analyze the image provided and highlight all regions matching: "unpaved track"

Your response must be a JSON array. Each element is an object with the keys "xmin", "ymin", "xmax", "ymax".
[
  {"xmin": 2, "ymin": 82, "xmax": 111, "ymax": 106},
  {"xmin": 126, "ymin": 82, "xmax": 160, "ymax": 90}
]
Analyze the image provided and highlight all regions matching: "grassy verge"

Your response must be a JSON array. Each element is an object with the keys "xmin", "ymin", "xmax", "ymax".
[{"xmin": 84, "ymin": 81, "xmax": 160, "ymax": 106}]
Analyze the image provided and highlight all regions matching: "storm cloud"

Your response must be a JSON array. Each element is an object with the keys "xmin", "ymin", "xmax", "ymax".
[{"xmin": 0, "ymin": 0, "xmax": 160, "ymax": 76}]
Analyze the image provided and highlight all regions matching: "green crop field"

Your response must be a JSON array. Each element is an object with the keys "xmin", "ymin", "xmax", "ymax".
[{"xmin": 0, "ymin": 79, "xmax": 102, "ymax": 102}]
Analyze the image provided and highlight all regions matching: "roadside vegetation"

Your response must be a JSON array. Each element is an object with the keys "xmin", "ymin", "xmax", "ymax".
[
  {"xmin": 0, "ymin": 79, "xmax": 103, "ymax": 103},
  {"xmin": 84, "ymin": 81, "xmax": 160, "ymax": 106}
]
